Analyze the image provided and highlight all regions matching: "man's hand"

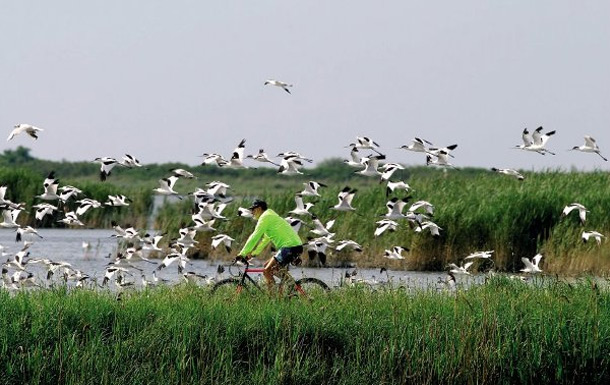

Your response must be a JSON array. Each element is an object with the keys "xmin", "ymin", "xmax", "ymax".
[{"xmin": 234, "ymin": 255, "xmax": 251, "ymax": 265}]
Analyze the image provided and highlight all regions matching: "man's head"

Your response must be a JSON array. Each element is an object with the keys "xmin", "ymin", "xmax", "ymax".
[{"xmin": 249, "ymin": 199, "xmax": 268, "ymax": 219}]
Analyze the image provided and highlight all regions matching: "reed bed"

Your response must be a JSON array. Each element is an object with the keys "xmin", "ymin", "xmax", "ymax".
[
  {"xmin": 4, "ymin": 163, "xmax": 610, "ymax": 273},
  {"xmin": 1, "ymin": 277, "xmax": 609, "ymax": 384},
  {"xmin": 155, "ymin": 170, "xmax": 610, "ymax": 274}
]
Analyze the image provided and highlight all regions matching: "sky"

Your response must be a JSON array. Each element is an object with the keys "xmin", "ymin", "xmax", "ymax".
[{"xmin": 1, "ymin": 1, "xmax": 609, "ymax": 171}]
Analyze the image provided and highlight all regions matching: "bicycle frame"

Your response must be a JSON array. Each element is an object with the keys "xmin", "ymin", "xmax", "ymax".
[
  {"xmin": 212, "ymin": 257, "xmax": 330, "ymax": 298},
  {"xmin": 235, "ymin": 266, "xmax": 267, "ymax": 294},
  {"xmin": 229, "ymin": 260, "xmax": 308, "ymax": 295}
]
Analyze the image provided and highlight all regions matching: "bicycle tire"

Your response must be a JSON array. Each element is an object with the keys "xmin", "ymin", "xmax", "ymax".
[
  {"xmin": 291, "ymin": 277, "xmax": 330, "ymax": 298},
  {"xmin": 210, "ymin": 278, "xmax": 242, "ymax": 298}
]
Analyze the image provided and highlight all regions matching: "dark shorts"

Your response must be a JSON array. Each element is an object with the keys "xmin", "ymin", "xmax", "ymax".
[{"xmin": 274, "ymin": 245, "xmax": 304, "ymax": 267}]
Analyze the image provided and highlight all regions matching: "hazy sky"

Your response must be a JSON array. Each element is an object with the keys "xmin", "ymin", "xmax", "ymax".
[{"xmin": 2, "ymin": 1, "xmax": 609, "ymax": 171}]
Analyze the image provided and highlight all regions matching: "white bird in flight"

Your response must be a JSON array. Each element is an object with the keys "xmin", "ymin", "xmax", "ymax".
[
  {"xmin": 399, "ymin": 137, "xmax": 433, "ymax": 153},
  {"xmin": 36, "ymin": 171, "xmax": 60, "ymax": 201},
  {"xmin": 426, "ymin": 151, "xmax": 456, "ymax": 169},
  {"xmin": 379, "ymin": 163, "xmax": 404, "ymax": 183},
  {"xmin": 343, "ymin": 146, "xmax": 364, "ymax": 168},
  {"xmin": 0, "ymin": 209, "xmax": 21, "ymax": 228},
  {"xmin": 570, "ymin": 135, "xmax": 607, "ymax": 161},
  {"xmin": 464, "ymin": 250, "xmax": 495, "ymax": 260},
  {"xmin": 561, "ymin": 202, "xmax": 588, "ymax": 224},
  {"xmin": 428, "ymin": 144, "xmax": 458, "ymax": 158},
  {"xmin": 93, "ymin": 157, "xmax": 123, "ymax": 181},
  {"xmin": 515, "ymin": 126, "xmax": 556, "ymax": 155},
  {"xmin": 246, "ymin": 149, "xmax": 280, "ymax": 167},
  {"xmin": 288, "ymin": 194, "xmax": 314, "ymax": 217},
  {"xmin": 264, "ymin": 79, "xmax": 293, "ymax": 94},
  {"xmin": 310, "ymin": 216, "xmax": 335, "ymax": 237},
  {"xmin": 335, "ymin": 239, "xmax": 363, "ymax": 252},
  {"xmin": 300, "ymin": 181, "xmax": 327, "ymax": 197},
  {"xmin": 356, "ymin": 154, "xmax": 385, "ymax": 177},
  {"xmin": 386, "ymin": 180, "xmax": 412, "ymax": 197},
  {"xmin": 520, "ymin": 253, "xmax": 543, "ymax": 273},
  {"xmin": 154, "ymin": 176, "xmax": 182, "ymax": 199},
  {"xmin": 582, "ymin": 231, "xmax": 605, "ymax": 245},
  {"xmin": 331, "ymin": 186, "xmax": 357, "ymax": 212},
  {"xmin": 277, "ymin": 155, "xmax": 304, "ymax": 175},
  {"xmin": 415, "ymin": 221, "xmax": 442, "ymax": 237},
  {"xmin": 374, "ymin": 219, "xmax": 398, "ymax": 237},
  {"xmin": 448, "ymin": 261, "xmax": 473, "ymax": 275},
  {"xmin": 384, "ymin": 246, "xmax": 409, "ymax": 260},
  {"xmin": 7, "ymin": 123, "xmax": 44, "ymax": 141},
  {"xmin": 382, "ymin": 197, "xmax": 411, "ymax": 220},
  {"xmin": 348, "ymin": 136, "xmax": 383, "ymax": 155},
  {"xmin": 170, "ymin": 168, "xmax": 196, "ymax": 179},
  {"xmin": 491, "ymin": 168, "xmax": 524, "ymax": 181}
]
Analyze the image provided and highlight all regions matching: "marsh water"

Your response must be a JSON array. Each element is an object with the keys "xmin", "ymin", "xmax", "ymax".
[{"xmin": 1, "ymin": 228, "xmax": 490, "ymax": 289}]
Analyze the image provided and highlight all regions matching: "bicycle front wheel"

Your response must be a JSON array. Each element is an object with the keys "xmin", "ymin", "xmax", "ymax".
[
  {"xmin": 291, "ymin": 277, "xmax": 330, "ymax": 298},
  {"xmin": 211, "ymin": 278, "xmax": 243, "ymax": 299}
]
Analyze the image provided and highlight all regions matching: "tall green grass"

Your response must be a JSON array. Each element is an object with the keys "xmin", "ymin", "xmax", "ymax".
[
  {"xmin": 0, "ymin": 167, "xmax": 153, "ymax": 228},
  {"xmin": 154, "ymin": 170, "xmax": 610, "ymax": 274},
  {"xmin": 4, "ymin": 163, "xmax": 610, "ymax": 273},
  {"xmin": 1, "ymin": 278, "xmax": 609, "ymax": 384}
]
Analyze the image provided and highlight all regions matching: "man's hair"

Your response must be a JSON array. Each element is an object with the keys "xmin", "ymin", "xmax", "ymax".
[{"xmin": 249, "ymin": 199, "xmax": 268, "ymax": 211}]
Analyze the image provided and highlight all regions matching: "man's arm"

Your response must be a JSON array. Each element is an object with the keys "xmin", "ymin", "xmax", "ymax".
[
  {"xmin": 238, "ymin": 220, "xmax": 266, "ymax": 256},
  {"xmin": 252, "ymin": 235, "xmax": 271, "ymax": 256}
]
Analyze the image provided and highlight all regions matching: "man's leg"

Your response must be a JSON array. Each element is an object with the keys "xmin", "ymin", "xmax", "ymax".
[{"xmin": 263, "ymin": 257, "xmax": 279, "ymax": 292}]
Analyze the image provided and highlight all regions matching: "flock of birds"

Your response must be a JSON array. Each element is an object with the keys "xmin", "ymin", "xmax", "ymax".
[{"xmin": 2, "ymin": 81, "xmax": 608, "ymax": 292}]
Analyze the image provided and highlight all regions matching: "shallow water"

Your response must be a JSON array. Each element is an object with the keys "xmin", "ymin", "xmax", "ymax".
[{"xmin": 0, "ymin": 228, "xmax": 504, "ymax": 290}]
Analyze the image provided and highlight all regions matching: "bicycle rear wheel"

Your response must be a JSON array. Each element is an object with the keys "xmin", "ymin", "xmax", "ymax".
[{"xmin": 291, "ymin": 277, "xmax": 330, "ymax": 298}]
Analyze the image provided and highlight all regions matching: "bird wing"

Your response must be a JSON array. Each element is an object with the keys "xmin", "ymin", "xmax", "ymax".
[
  {"xmin": 584, "ymin": 136, "xmax": 597, "ymax": 148},
  {"xmin": 521, "ymin": 129, "xmax": 532, "ymax": 146},
  {"xmin": 532, "ymin": 253, "xmax": 543, "ymax": 267}
]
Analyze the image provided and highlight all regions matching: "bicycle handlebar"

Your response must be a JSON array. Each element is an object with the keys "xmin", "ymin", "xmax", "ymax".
[
  {"xmin": 232, "ymin": 256, "xmax": 250, "ymax": 266},
  {"xmin": 227, "ymin": 256, "xmax": 249, "ymax": 277}
]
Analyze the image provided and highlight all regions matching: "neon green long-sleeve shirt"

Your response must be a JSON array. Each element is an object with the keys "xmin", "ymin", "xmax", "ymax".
[{"xmin": 239, "ymin": 209, "xmax": 302, "ymax": 256}]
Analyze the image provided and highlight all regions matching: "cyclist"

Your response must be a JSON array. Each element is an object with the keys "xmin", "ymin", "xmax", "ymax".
[{"xmin": 237, "ymin": 199, "xmax": 304, "ymax": 292}]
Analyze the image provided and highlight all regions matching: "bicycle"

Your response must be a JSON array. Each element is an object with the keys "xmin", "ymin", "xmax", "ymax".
[{"xmin": 211, "ymin": 256, "xmax": 330, "ymax": 299}]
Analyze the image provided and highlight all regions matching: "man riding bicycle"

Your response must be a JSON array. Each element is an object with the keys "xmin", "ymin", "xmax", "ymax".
[{"xmin": 237, "ymin": 199, "xmax": 304, "ymax": 292}]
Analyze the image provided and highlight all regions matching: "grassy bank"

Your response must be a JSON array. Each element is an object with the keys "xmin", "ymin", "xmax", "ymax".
[{"xmin": 1, "ymin": 277, "xmax": 609, "ymax": 384}]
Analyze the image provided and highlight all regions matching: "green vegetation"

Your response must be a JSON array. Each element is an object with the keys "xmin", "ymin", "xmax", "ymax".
[
  {"xmin": 2, "ymin": 147, "xmax": 610, "ymax": 273},
  {"xmin": 1, "ymin": 278, "xmax": 609, "ymax": 384}
]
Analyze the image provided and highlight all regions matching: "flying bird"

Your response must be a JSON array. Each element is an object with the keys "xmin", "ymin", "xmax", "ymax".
[
  {"xmin": 288, "ymin": 194, "xmax": 314, "ymax": 216},
  {"xmin": 491, "ymin": 168, "xmax": 524, "ymax": 181},
  {"xmin": 170, "ymin": 168, "xmax": 196, "ymax": 179},
  {"xmin": 246, "ymin": 149, "xmax": 280, "ymax": 167},
  {"xmin": 426, "ymin": 151, "xmax": 457, "ymax": 169},
  {"xmin": 374, "ymin": 219, "xmax": 398, "ymax": 237},
  {"xmin": 93, "ymin": 157, "xmax": 123, "ymax": 181},
  {"xmin": 399, "ymin": 137, "xmax": 433, "ymax": 153},
  {"xmin": 384, "ymin": 246, "xmax": 409, "ymax": 260},
  {"xmin": 331, "ymin": 186, "xmax": 357, "ymax": 212},
  {"xmin": 570, "ymin": 135, "xmax": 607, "ymax": 161},
  {"xmin": 386, "ymin": 180, "xmax": 413, "ymax": 197},
  {"xmin": 582, "ymin": 231, "xmax": 605, "ymax": 245},
  {"xmin": 356, "ymin": 154, "xmax": 386, "ymax": 177},
  {"xmin": 348, "ymin": 136, "xmax": 383, "ymax": 155},
  {"xmin": 264, "ymin": 79, "xmax": 293, "ymax": 94},
  {"xmin": 561, "ymin": 202, "xmax": 588, "ymax": 224},
  {"xmin": 448, "ymin": 261, "xmax": 473, "ymax": 275},
  {"xmin": 520, "ymin": 253, "xmax": 543, "ymax": 273},
  {"xmin": 211, "ymin": 234, "xmax": 235, "ymax": 254},
  {"xmin": 515, "ymin": 127, "xmax": 556, "ymax": 155},
  {"xmin": 300, "ymin": 181, "xmax": 327, "ymax": 197},
  {"xmin": 153, "ymin": 176, "xmax": 182, "ymax": 199},
  {"xmin": 7, "ymin": 123, "xmax": 44, "ymax": 141}
]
